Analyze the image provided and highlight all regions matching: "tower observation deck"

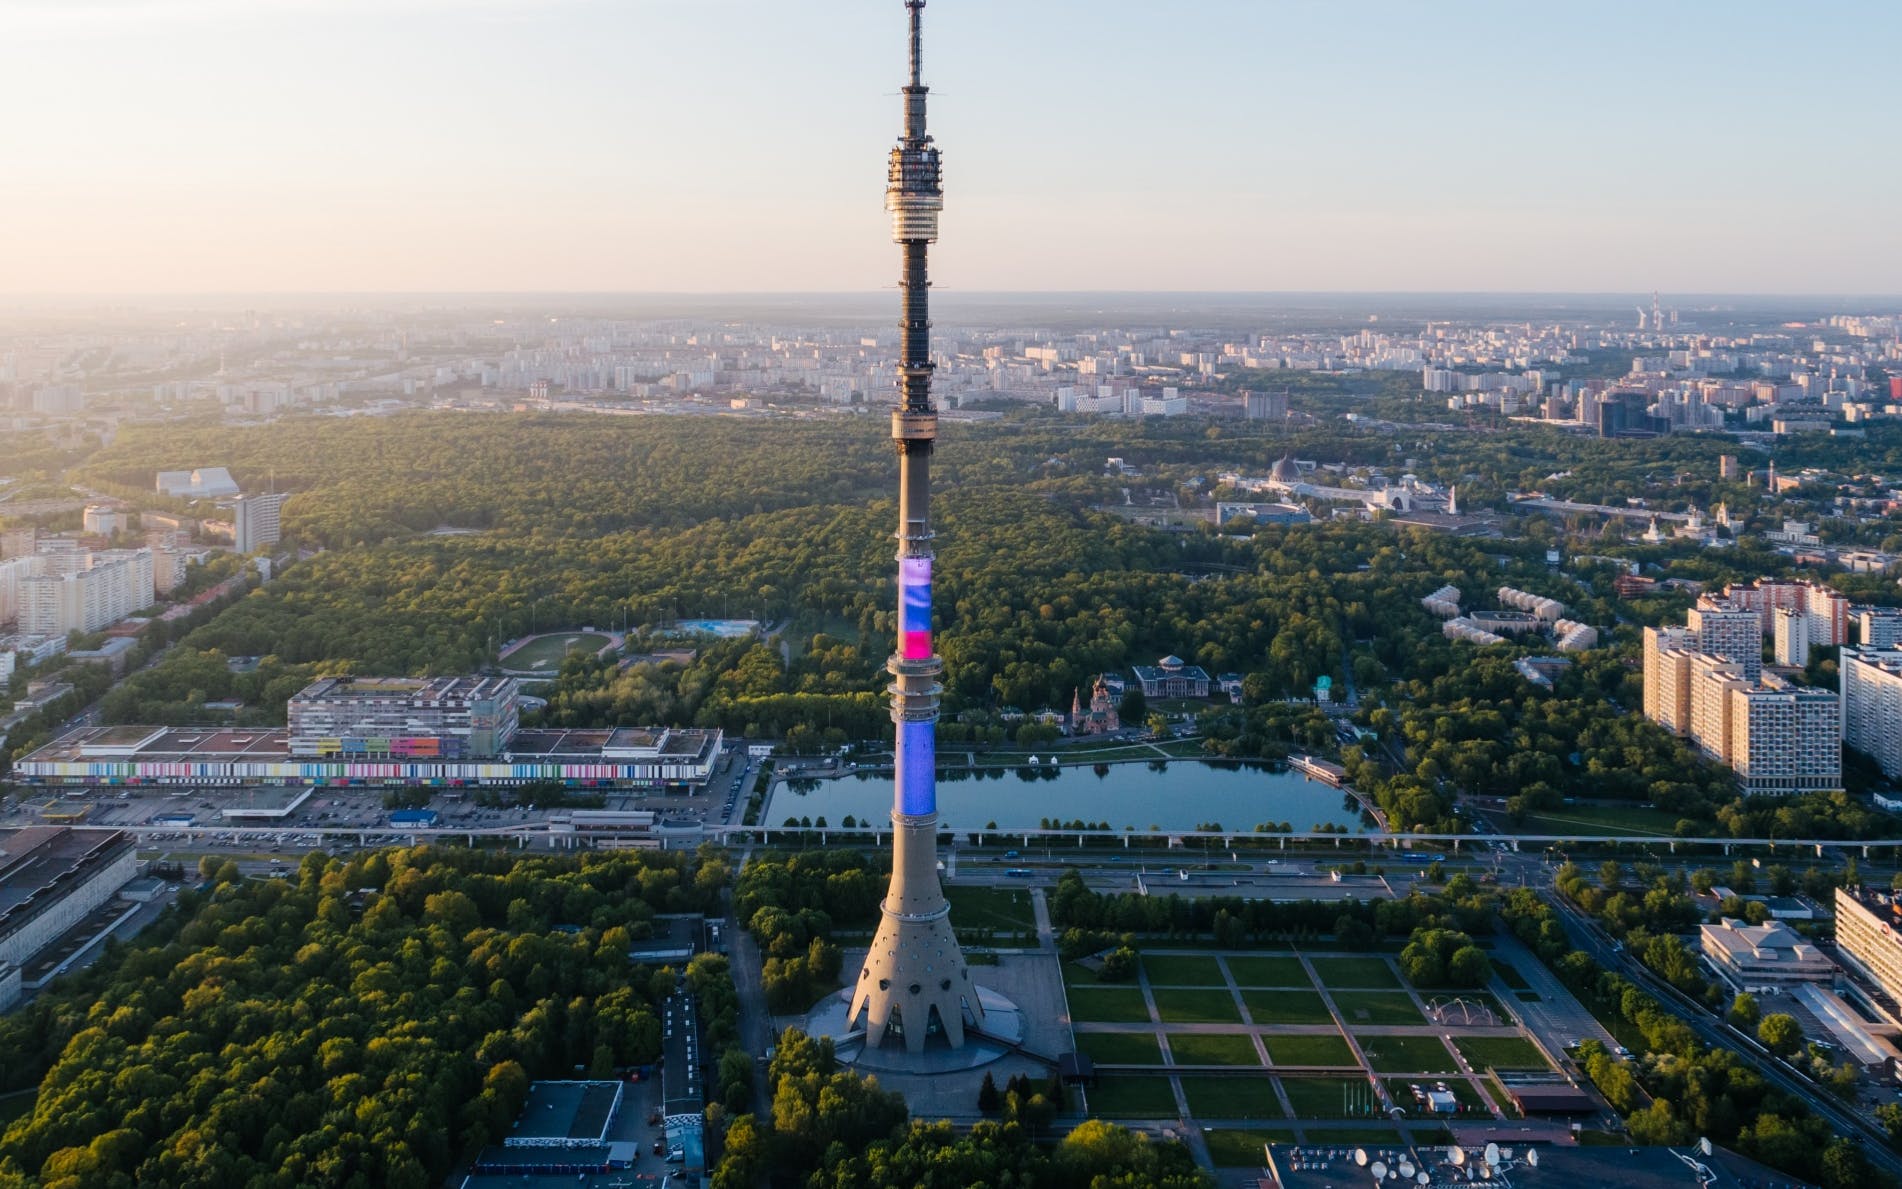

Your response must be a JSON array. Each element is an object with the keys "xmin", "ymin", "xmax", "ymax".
[{"xmin": 848, "ymin": 0, "xmax": 987, "ymax": 1053}]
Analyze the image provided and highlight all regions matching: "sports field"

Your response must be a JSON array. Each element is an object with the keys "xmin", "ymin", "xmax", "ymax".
[{"xmin": 501, "ymin": 632, "xmax": 612, "ymax": 671}]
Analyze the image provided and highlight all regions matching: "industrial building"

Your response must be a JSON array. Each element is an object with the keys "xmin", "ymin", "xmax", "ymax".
[
  {"xmin": 0, "ymin": 827, "xmax": 139, "ymax": 1011},
  {"xmin": 662, "ymin": 989, "xmax": 706, "ymax": 1182},
  {"xmin": 503, "ymin": 1081, "xmax": 627, "ymax": 1149}
]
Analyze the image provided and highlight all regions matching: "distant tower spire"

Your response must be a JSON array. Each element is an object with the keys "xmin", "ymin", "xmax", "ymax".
[{"xmin": 850, "ymin": 0, "xmax": 985, "ymax": 1054}]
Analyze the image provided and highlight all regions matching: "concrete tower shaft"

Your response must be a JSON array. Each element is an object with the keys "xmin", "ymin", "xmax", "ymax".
[{"xmin": 849, "ymin": 0, "xmax": 986, "ymax": 1053}]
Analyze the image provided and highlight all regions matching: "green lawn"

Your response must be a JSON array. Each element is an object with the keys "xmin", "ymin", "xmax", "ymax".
[
  {"xmin": 1225, "ymin": 956, "xmax": 1311, "ymax": 987},
  {"xmin": 1302, "ymin": 1127, "xmax": 1404, "ymax": 1145},
  {"xmin": 1492, "ymin": 960, "xmax": 1532, "ymax": 991},
  {"xmin": 501, "ymin": 632, "xmax": 611, "ymax": 671},
  {"xmin": 1204, "ymin": 1128, "xmax": 1296, "ymax": 1168},
  {"xmin": 1358, "ymin": 1035, "xmax": 1456, "ymax": 1073},
  {"xmin": 1518, "ymin": 803, "xmax": 1684, "ymax": 836},
  {"xmin": 943, "ymin": 885, "xmax": 1037, "ymax": 933},
  {"xmin": 1241, "ymin": 988, "xmax": 1335, "ymax": 1025},
  {"xmin": 1151, "ymin": 987, "xmax": 1243, "ymax": 1025},
  {"xmin": 1180, "ymin": 1075, "xmax": 1286, "ymax": 1120},
  {"xmin": 1076, "ymin": 1031, "xmax": 1164, "ymax": 1065},
  {"xmin": 1069, "ymin": 987, "xmax": 1154, "ymax": 1024},
  {"xmin": 1167, "ymin": 1033, "xmax": 1262, "ymax": 1067},
  {"xmin": 1063, "ymin": 961, "xmax": 1110, "ymax": 988},
  {"xmin": 1263, "ymin": 1034, "xmax": 1356, "ymax": 1068},
  {"xmin": 1142, "ymin": 954, "xmax": 1228, "ymax": 986},
  {"xmin": 1280, "ymin": 1077, "xmax": 1383, "ymax": 1119},
  {"xmin": 1087, "ymin": 1076, "xmax": 1180, "ymax": 1118},
  {"xmin": 1310, "ymin": 956, "xmax": 1402, "ymax": 989},
  {"xmin": 1454, "ymin": 1036, "xmax": 1551, "ymax": 1071},
  {"xmin": 1330, "ymin": 991, "xmax": 1425, "ymax": 1026},
  {"xmin": 1482, "ymin": 1073, "xmax": 1521, "ymax": 1119}
]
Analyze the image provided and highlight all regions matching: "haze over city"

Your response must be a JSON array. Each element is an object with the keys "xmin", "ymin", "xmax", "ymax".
[
  {"xmin": 3, "ymin": 0, "xmax": 1899, "ymax": 294},
  {"xmin": 8, "ymin": 4, "xmax": 1902, "ymax": 1189}
]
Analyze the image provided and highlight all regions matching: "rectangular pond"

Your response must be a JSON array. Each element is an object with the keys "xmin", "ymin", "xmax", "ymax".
[{"xmin": 766, "ymin": 759, "xmax": 1371, "ymax": 833}]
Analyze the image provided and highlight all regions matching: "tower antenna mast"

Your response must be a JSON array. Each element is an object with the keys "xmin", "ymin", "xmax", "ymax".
[{"xmin": 849, "ymin": 0, "xmax": 985, "ymax": 1053}]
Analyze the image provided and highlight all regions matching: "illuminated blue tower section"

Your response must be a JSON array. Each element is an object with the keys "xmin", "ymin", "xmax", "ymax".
[{"xmin": 849, "ymin": 0, "xmax": 986, "ymax": 1053}]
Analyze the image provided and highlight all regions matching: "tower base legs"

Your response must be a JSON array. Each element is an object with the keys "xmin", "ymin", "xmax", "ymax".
[{"xmin": 848, "ymin": 906, "xmax": 987, "ymax": 1053}]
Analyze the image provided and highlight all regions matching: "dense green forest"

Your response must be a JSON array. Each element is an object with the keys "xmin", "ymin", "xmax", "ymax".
[
  {"xmin": 40, "ymin": 411, "xmax": 1900, "ymax": 835},
  {"xmin": 711, "ymin": 1028, "xmax": 1210, "ymax": 1189},
  {"xmin": 0, "ymin": 846, "xmax": 728, "ymax": 1189}
]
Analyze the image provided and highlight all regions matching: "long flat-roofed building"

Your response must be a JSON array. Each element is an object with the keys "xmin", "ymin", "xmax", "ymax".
[
  {"xmin": 1, "ymin": 827, "xmax": 138, "ymax": 1009},
  {"xmin": 13, "ymin": 723, "xmax": 721, "ymax": 790},
  {"xmin": 502, "ymin": 1081, "xmax": 626, "ymax": 1149}
]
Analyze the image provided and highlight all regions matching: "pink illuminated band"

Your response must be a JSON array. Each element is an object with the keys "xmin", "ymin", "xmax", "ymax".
[{"xmin": 900, "ymin": 556, "xmax": 932, "ymax": 660}]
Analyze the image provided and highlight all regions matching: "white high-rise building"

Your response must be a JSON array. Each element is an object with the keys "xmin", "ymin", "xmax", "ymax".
[
  {"xmin": 1773, "ymin": 607, "xmax": 1810, "ymax": 668},
  {"xmin": 1858, "ymin": 609, "xmax": 1902, "ymax": 649},
  {"xmin": 1842, "ymin": 647, "xmax": 1902, "ymax": 781},
  {"xmin": 1724, "ymin": 678, "xmax": 1840, "ymax": 794},
  {"xmin": 233, "ymin": 492, "xmax": 287, "ymax": 555},
  {"xmin": 18, "ymin": 549, "xmax": 155, "ymax": 637},
  {"xmin": 0, "ymin": 556, "xmax": 44, "ymax": 626},
  {"xmin": 1643, "ymin": 626, "xmax": 1697, "ymax": 732},
  {"xmin": 1645, "ymin": 620, "xmax": 1840, "ymax": 794},
  {"xmin": 1688, "ymin": 601, "xmax": 1763, "ymax": 680}
]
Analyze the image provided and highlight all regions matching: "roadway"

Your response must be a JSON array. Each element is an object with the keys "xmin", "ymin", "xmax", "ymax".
[
  {"xmin": 33, "ymin": 818, "xmax": 1902, "ymax": 859},
  {"xmin": 1541, "ymin": 887, "xmax": 1902, "ymax": 1179}
]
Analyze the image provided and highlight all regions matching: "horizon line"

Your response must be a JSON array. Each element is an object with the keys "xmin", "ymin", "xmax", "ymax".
[{"xmin": 3, "ymin": 288, "xmax": 1901, "ymax": 301}]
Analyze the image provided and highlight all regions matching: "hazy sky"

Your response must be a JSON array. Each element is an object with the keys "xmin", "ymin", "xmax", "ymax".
[{"xmin": 2, "ymin": 0, "xmax": 1897, "ymax": 295}]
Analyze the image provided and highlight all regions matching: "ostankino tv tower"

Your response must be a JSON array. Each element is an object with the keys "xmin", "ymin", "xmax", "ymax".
[{"xmin": 847, "ymin": 0, "xmax": 986, "ymax": 1052}]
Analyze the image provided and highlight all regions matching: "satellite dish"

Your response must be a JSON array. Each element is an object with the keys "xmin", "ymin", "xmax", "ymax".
[
  {"xmin": 1698, "ymin": 1137, "xmax": 1713, "ymax": 1156},
  {"xmin": 1417, "ymin": 1174, "xmax": 1430, "ymax": 1186},
  {"xmin": 1527, "ymin": 1149, "xmax": 1539, "ymax": 1167},
  {"xmin": 1356, "ymin": 1148, "xmax": 1369, "ymax": 1167},
  {"xmin": 1500, "ymin": 1147, "xmax": 1513, "ymax": 1161},
  {"xmin": 1399, "ymin": 1160, "xmax": 1416, "ymax": 1177},
  {"xmin": 1484, "ymin": 1142, "xmax": 1500, "ymax": 1167},
  {"xmin": 1371, "ymin": 1161, "xmax": 1388, "ymax": 1180},
  {"xmin": 1450, "ymin": 1145, "xmax": 1466, "ymax": 1165}
]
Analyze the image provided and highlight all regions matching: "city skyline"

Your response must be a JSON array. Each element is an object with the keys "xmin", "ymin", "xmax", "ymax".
[{"xmin": 2, "ymin": 0, "xmax": 1899, "ymax": 294}]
